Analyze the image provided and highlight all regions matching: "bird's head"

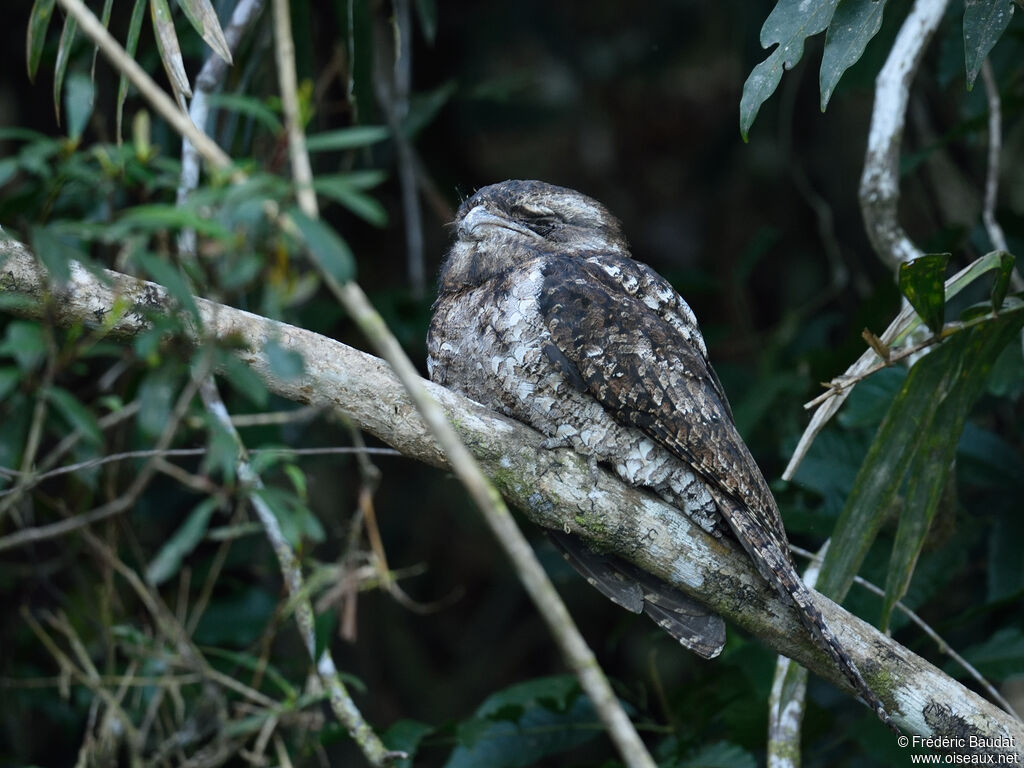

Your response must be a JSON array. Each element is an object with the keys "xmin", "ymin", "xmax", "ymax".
[{"xmin": 437, "ymin": 180, "xmax": 628, "ymax": 293}]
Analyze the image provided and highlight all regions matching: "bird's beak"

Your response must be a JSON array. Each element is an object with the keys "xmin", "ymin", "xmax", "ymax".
[{"xmin": 458, "ymin": 205, "xmax": 539, "ymax": 240}]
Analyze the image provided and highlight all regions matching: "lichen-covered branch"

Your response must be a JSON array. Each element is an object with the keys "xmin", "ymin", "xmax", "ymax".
[
  {"xmin": 1, "ymin": 239, "xmax": 1022, "ymax": 758},
  {"xmin": 859, "ymin": 0, "xmax": 949, "ymax": 270}
]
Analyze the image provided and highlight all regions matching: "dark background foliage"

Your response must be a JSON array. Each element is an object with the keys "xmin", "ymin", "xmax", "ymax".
[{"xmin": 1, "ymin": 1, "xmax": 1022, "ymax": 766}]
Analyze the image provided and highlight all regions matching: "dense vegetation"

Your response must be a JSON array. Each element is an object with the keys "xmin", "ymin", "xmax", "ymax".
[{"xmin": 0, "ymin": 1, "xmax": 1022, "ymax": 766}]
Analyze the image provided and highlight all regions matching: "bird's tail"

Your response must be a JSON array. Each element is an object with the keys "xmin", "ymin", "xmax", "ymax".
[{"xmin": 720, "ymin": 505, "xmax": 899, "ymax": 733}]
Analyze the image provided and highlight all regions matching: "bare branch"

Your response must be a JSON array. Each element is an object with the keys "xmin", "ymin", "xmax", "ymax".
[
  {"xmin": 2, "ymin": 241, "xmax": 1023, "ymax": 756},
  {"xmin": 859, "ymin": 0, "xmax": 948, "ymax": 271}
]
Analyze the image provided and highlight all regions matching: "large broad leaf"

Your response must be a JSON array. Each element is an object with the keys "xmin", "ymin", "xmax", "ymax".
[
  {"xmin": 820, "ymin": 0, "xmax": 890, "ymax": 109},
  {"xmin": 899, "ymin": 253, "xmax": 949, "ymax": 334},
  {"xmin": 740, "ymin": 0, "xmax": 840, "ymax": 140},
  {"xmin": 963, "ymin": 0, "xmax": 1015, "ymax": 90},
  {"xmin": 817, "ymin": 301, "xmax": 1024, "ymax": 604},
  {"xmin": 383, "ymin": 720, "xmax": 434, "ymax": 768},
  {"xmin": 444, "ymin": 676, "xmax": 601, "ymax": 768},
  {"xmin": 880, "ymin": 305, "xmax": 1024, "ymax": 626}
]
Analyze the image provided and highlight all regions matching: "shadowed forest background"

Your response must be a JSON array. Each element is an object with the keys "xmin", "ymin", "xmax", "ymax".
[{"xmin": 1, "ymin": 1, "xmax": 1022, "ymax": 766}]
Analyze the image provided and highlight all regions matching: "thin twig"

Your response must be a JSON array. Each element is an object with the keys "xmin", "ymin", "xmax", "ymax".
[
  {"xmin": 768, "ymin": 542, "xmax": 825, "ymax": 768},
  {"xmin": 980, "ymin": 60, "xmax": 1024, "ymax": 292},
  {"xmin": 272, "ymin": 0, "xmax": 653, "ymax": 762},
  {"xmin": 267, "ymin": 3, "xmax": 399, "ymax": 764},
  {"xmin": 0, "ymin": 444, "xmax": 399, "ymax": 495}
]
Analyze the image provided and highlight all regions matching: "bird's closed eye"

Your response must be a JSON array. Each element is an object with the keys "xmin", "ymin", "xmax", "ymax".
[{"xmin": 524, "ymin": 216, "xmax": 560, "ymax": 236}]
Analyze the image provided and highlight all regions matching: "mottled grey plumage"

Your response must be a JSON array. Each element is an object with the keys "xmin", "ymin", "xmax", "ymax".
[{"xmin": 427, "ymin": 180, "xmax": 891, "ymax": 725}]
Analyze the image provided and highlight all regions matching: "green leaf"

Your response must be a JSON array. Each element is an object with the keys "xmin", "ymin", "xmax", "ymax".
[
  {"xmin": 251, "ymin": 486, "xmax": 324, "ymax": 547},
  {"xmin": 45, "ymin": 386, "xmax": 103, "ymax": 446},
  {"xmin": 820, "ymin": 0, "xmax": 889, "ymax": 109},
  {"xmin": 957, "ymin": 628, "xmax": 1024, "ymax": 681},
  {"xmin": 63, "ymin": 71, "xmax": 95, "ymax": 141},
  {"xmin": 444, "ymin": 676, "xmax": 599, "ymax": 768},
  {"xmin": 137, "ymin": 366, "xmax": 181, "ymax": 438},
  {"xmin": 201, "ymin": 646, "xmax": 297, "ymax": 698},
  {"xmin": 145, "ymin": 497, "xmax": 219, "ymax": 585},
  {"xmin": 0, "ymin": 367, "xmax": 22, "ymax": 402},
  {"xmin": 0, "ymin": 321, "xmax": 46, "ymax": 371},
  {"xmin": 990, "ymin": 251, "xmax": 1014, "ymax": 311},
  {"xmin": 26, "ymin": 0, "xmax": 56, "ymax": 82},
  {"xmin": 740, "ymin": 0, "xmax": 839, "ymax": 140},
  {"xmin": 53, "ymin": 11, "xmax": 79, "ymax": 125},
  {"xmin": 313, "ymin": 176, "xmax": 388, "ymax": 227},
  {"xmin": 383, "ymin": 720, "xmax": 434, "ymax": 768},
  {"xmin": 304, "ymin": 125, "xmax": 390, "ymax": 152},
  {"xmin": 201, "ymin": 412, "xmax": 239, "ymax": 483},
  {"xmin": 175, "ymin": 0, "xmax": 233, "ymax": 64},
  {"xmin": 205, "ymin": 92, "xmax": 283, "ymax": 134},
  {"xmin": 819, "ymin": 303, "xmax": 1024, "ymax": 604},
  {"xmin": 263, "ymin": 339, "xmax": 306, "ymax": 381},
  {"xmin": 30, "ymin": 223, "xmax": 86, "ymax": 285},
  {"xmin": 289, "ymin": 208, "xmax": 356, "ymax": 284},
  {"xmin": 133, "ymin": 250, "xmax": 199, "ymax": 321},
  {"xmin": 414, "ymin": 0, "xmax": 437, "ymax": 44},
  {"xmin": 117, "ymin": 0, "xmax": 148, "ymax": 143},
  {"xmin": 112, "ymin": 204, "xmax": 232, "ymax": 240},
  {"xmin": 403, "ymin": 81, "xmax": 457, "ymax": 138},
  {"xmin": 92, "ymin": 0, "xmax": 114, "ymax": 79},
  {"xmin": 680, "ymin": 741, "xmax": 758, "ymax": 768},
  {"xmin": 150, "ymin": 0, "xmax": 193, "ymax": 102},
  {"xmin": 963, "ymin": 0, "xmax": 1015, "ymax": 90},
  {"xmin": 217, "ymin": 352, "xmax": 269, "ymax": 407},
  {"xmin": 193, "ymin": 587, "xmax": 276, "ymax": 646},
  {"xmin": 898, "ymin": 253, "xmax": 949, "ymax": 334}
]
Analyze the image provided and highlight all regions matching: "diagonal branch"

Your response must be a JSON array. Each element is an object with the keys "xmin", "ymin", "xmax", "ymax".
[{"xmin": 2, "ymin": 239, "xmax": 1022, "ymax": 759}]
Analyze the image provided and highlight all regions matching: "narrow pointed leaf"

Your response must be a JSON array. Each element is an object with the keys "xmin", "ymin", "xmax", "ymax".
[
  {"xmin": 820, "ymin": 0, "xmax": 889, "ymax": 109},
  {"xmin": 26, "ymin": 0, "xmax": 56, "ymax": 82},
  {"xmin": 175, "ymin": 0, "xmax": 233, "ymax": 64},
  {"xmin": 116, "ymin": 0, "xmax": 148, "ymax": 143},
  {"xmin": 990, "ymin": 251, "xmax": 1014, "ymax": 311},
  {"xmin": 314, "ymin": 176, "xmax": 388, "ymax": 226},
  {"xmin": 304, "ymin": 126, "xmax": 390, "ymax": 152},
  {"xmin": 146, "ymin": 497, "xmax": 219, "ymax": 584},
  {"xmin": 90, "ymin": 0, "xmax": 114, "ymax": 78},
  {"xmin": 740, "ymin": 0, "xmax": 840, "ymax": 140},
  {"xmin": 150, "ymin": 0, "xmax": 194, "ymax": 101},
  {"xmin": 205, "ymin": 92, "xmax": 283, "ymax": 134},
  {"xmin": 899, "ymin": 253, "xmax": 949, "ymax": 334},
  {"xmin": 64, "ymin": 71, "xmax": 95, "ymax": 140},
  {"xmin": 820, "ymin": 302, "xmax": 1024, "ymax": 605},
  {"xmin": 964, "ymin": 0, "xmax": 1014, "ymax": 90},
  {"xmin": 289, "ymin": 208, "xmax": 356, "ymax": 284},
  {"xmin": 53, "ymin": 12, "xmax": 79, "ymax": 125},
  {"xmin": 45, "ymin": 386, "xmax": 103, "ymax": 446}
]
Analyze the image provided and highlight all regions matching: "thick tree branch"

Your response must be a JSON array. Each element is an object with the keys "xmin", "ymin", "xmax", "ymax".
[{"xmin": 1, "ymin": 239, "xmax": 1022, "ymax": 758}]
